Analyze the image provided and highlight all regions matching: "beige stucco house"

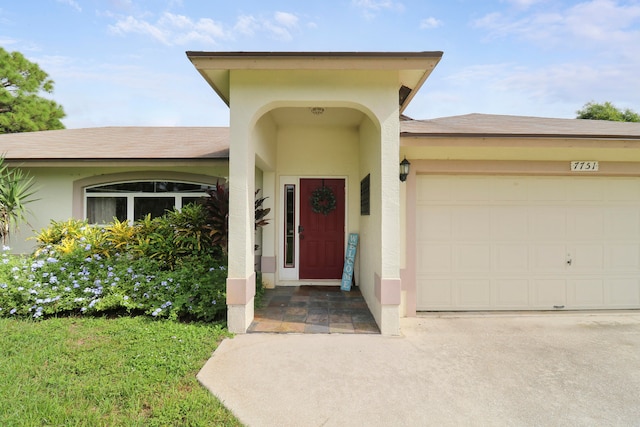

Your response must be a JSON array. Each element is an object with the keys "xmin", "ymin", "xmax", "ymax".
[{"xmin": 3, "ymin": 51, "xmax": 640, "ymax": 335}]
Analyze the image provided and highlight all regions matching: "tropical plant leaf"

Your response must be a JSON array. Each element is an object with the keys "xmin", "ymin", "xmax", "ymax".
[{"xmin": 0, "ymin": 156, "xmax": 39, "ymax": 244}]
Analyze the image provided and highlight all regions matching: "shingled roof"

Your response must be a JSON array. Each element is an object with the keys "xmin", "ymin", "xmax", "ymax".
[
  {"xmin": 3, "ymin": 114, "xmax": 640, "ymax": 162},
  {"xmin": 401, "ymin": 113, "xmax": 640, "ymax": 139},
  {"xmin": 0, "ymin": 127, "xmax": 229, "ymax": 160}
]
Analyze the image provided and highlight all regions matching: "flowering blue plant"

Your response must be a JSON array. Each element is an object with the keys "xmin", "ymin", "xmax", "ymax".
[{"xmin": 0, "ymin": 233, "xmax": 228, "ymax": 322}]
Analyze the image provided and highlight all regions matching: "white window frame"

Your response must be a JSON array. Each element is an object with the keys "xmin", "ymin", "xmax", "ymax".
[{"xmin": 84, "ymin": 180, "xmax": 210, "ymax": 224}]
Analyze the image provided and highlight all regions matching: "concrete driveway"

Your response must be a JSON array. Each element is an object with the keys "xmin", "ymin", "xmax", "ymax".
[{"xmin": 198, "ymin": 312, "xmax": 640, "ymax": 426}]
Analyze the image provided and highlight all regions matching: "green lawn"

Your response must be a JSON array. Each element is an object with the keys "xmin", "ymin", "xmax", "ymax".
[{"xmin": 0, "ymin": 317, "xmax": 241, "ymax": 426}]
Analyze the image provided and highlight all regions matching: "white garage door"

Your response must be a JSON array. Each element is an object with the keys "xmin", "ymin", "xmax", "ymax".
[{"xmin": 416, "ymin": 175, "xmax": 640, "ymax": 311}]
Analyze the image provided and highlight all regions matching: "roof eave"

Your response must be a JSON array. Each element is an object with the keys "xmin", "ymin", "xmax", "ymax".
[
  {"xmin": 186, "ymin": 51, "xmax": 444, "ymax": 111},
  {"xmin": 400, "ymin": 132, "xmax": 640, "ymax": 140}
]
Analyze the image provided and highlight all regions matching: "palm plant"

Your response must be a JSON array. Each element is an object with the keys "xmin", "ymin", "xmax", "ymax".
[
  {"xmin": 0, "ymin": 157, "xmax": 38, "ymax": 245},
  {"xmin": 203, "ymin": 181, "xmax": 229, "ymax": 254},
  {"xmin": 202, "ymin": 182, "xmax": 271, "ymax": 255}
]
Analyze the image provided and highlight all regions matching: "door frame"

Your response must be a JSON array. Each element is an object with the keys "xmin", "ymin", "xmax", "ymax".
[{"xmin": 278, "ymin": 175, "xmax": 348, "ymax": 282}]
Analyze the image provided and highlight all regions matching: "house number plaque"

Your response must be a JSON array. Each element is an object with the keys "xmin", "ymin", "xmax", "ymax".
[{"xmin": 571, "ymin": 161, "xmax": 599, "ymax": 171}]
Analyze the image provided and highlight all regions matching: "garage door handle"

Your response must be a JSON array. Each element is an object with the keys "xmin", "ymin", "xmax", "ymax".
[{"xmin": 566, "ymin": 253, "xmax": 572, "ymax": 266}]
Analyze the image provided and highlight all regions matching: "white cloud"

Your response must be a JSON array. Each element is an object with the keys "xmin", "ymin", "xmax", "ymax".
[
  {"xmin": 420, "ymin": 17, "xmax": 443, "ymax": 29},
  {"xmin": 445, "ymin": 63, "xmax": 515, "ymax": 86},
  {"xmin": 474, "ymin": 0, "xmax": 640, "ymax": 51},
  {"xmin": 442, "ymin": 59, "xmax": 640, "ymax": 117},
  {"xmin": 497, "ymin": 62, "xmax": 640, "ymax": 104},
  {"xmin": 108, "ymin": 10, "xmax": 303, "ymax": 45},
  {"xmin": 274, "ymin": 11, "xmax": 299, "ymax": 28},
  {"xmin": 234, "ymin": 15, "xmax": 259, "ymax": 36},
  {"xmin": 352, "ymin": 0, "xmax": 405, "ymax": 18},
  {"xmin": 109, "ymin": 15, "xmax": 171, "ymax": 45},
  {"xmin": 108, "ymin": 12, "xmax": 229, "ymax": 46},
  {"xmin": 57, "ymin": 0, "xmax": 81, "ymax": 12},
  {"xmin": 502, "ymin": 0, "xmax": 546, "ymax": 9},
  {"xmin": 565, "ymin": 0, "xmax": 640, "ymax": 44},
  {"xmin": 0, "ymin": 37, "xmax": 18, "ymax": 46},
  {"xmin": 106, "ymin": 0, "xmax": 133, "ymax": 12},
  {"xmin": 232, "ymin": 12, "xmax": 299, "ymax": 41},
  {"xmin": 265, "ymin": 12, "xmax": 300, "ymax": 41}
]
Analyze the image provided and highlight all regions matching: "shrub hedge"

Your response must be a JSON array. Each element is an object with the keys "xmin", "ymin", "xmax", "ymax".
[{"xmin": 0, "ymin": 204, "xmax": 229, "ymax": 321}]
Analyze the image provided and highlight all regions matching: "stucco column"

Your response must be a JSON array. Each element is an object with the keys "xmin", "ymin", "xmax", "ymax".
[
  {"xmin": 226, "ymin": 113, "xmax": 256, "ymax": 333},
  {"xmin": 378, "ymin": 114, "xmax": 402, "ymax": 336}
]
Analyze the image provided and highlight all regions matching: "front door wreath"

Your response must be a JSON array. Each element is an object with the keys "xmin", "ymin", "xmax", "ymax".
[{"xmin": 310, "ymin": 185, "xmax": 336, "ymax": 215}]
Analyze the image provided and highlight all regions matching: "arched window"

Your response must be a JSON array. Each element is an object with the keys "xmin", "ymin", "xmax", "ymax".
[{"xmin": 85, "ymin": 181, "xmax": 210, "ymax": 224}]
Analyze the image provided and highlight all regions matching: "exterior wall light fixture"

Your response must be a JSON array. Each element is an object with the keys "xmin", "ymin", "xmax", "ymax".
[{"xmin": 399, "ymin": 157, "xmax": 410, "ymax": 182}]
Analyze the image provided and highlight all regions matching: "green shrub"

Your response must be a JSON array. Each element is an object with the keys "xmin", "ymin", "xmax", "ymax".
[
  {"xmin": 0, "ymin": 245, "xmax": 227, "ymax": 321},
  {"xmin": 3, "ymin": 203, "xmax": 228, "ymax": 321},
  {"xmin": 32, "ymin": 204, "xmax": 221, "ymax": 267}
]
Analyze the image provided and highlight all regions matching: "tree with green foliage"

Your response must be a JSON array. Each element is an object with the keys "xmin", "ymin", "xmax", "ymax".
[
  {"xmin": 0, "ymin": 47, "xmax": 66, "ymax": 133},
  {"xmin": 576, "ymin": 101, "xmax": 640, "ymax": 122},
  {"xmin": 0, "ymin": 157, "xmax": 38, "ymax": 244}
]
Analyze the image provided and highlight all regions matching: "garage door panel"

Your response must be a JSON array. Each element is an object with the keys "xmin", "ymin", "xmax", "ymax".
[
  {"xmin": 417, "ymin": 177, "xmax": 452, "ymax": 201},
  {"xmin": 605, "ymin": 179, "xmax": 640, "ymax": 201},
  {"xmin": 569, "ymin": 178, "xmax": 604, "ymax": 201},
  {"xmin": 453, "ymin": 208, "xmax": 490, "ymax": 240},
  {"xmin": 494, "ymin": 279, "xmax": 530, "ymax": 307},
  {"xmin": 529, "ymin": 178, "xmax": 566, "ymax": 201},
  {"xmin": 453, "ymin": 178, "xmax": 490, "ymax": 201},
  {"xmin": 416, "ymin": 176, "xmax": 640, "ymax": 312},
  {"xmin": 568, "ymin": 279, "xmax": 604, "ymax": 307},
  {"xmin": 418, "ymin": 244, "xmax": 451, "ymax": 273},
  {"xmin": 605, "ymin": 208, "xmax": 640, "ymax": 239},
  {"xmin": 533, "ymin": 279, "xmax": 566, "ymax": 307},
  {"xmin": 417, "ymin": 206, "xmax": 451, "ymax": 240},
  {"xmin": 531, "ymin": 208, "xmax": 567, "ymax": 239},
  {"xmin": 606, "ymin": 278, "xmax": 640, "ymax": 306},
  {"xmin": 491, "ymin": 178, "xmax": 528, "ymax": 201},
  {"xmin": 532, "ymin": 244, "xmax": 567, "ymax": 272},
  {"xmin": 491, "ymin": 207, "xmax": 529, "ymax": 240},
  {"xmin": 494, "ymin": 245, "xmax": 529, "ymax": 272},
  {"xmin": 454, "ymin": 245, "xmax": 491, "ymax": 272},
  {"xmin": 607, "ymin": 244, "xmax": 640, "ymax": 271},
  {"xmin": 456, "ymin": 279, "xmax": 491, "ymax": 307},
  {"xmin": 417, "ymin": 278, "xmax": 453, "ymax": 308},
  {"xmin": 571, "ymin": 245, "xmax": 604, "ymax": 271},
  {"xmin": 568, "ymin": 208, "xmax": 604, "ymax": 239}
]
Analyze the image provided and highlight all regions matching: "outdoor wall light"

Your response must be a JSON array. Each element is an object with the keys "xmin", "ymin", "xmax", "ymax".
[{"xmin": 399, "ymin": 157, "xmax": 410, "ymax": 182}]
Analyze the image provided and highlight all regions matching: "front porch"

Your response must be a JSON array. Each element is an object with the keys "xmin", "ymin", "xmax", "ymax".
[
  {"xmin": 249, "ymin": 286, "xmax": 379, "ymax": 334},
  {"xmin": 187, "ymin": 51, "xmax": 443, "ymax": 335}
]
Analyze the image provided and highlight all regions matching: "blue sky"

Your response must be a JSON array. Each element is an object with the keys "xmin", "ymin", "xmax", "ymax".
[{"xmin": 2, "ymin": 0, "xmax": 640, "ymax": 128}]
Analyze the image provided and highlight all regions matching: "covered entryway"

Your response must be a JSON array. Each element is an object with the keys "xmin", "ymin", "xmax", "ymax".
[
  {"xmin": 187, "ymin": 51, "xmax": 443, "ymax": 334},
  {"xmin": 417, "ymin": 175, "xmax": 640, "ymax": 311}
]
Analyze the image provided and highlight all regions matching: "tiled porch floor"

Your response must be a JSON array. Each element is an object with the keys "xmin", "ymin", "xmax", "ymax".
[{"xmin": 248, "ymin": 285, "xmax": 380, "ymax": 334}]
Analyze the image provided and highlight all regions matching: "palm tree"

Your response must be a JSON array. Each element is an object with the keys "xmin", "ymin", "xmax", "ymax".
[{"xmin": 0, "ymin": 157, "xmax": 38, "ymax": 245}]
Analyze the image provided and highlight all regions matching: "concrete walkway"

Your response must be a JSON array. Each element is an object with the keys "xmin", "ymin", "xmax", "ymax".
[{"xmin": 198, "ymin": 312, "xmax": 640, "ymax": 426}]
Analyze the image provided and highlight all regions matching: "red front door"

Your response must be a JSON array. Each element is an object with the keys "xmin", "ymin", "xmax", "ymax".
[{"xmin": 299, "ymin": 178, "xmax": 345, "ymax": 279}]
